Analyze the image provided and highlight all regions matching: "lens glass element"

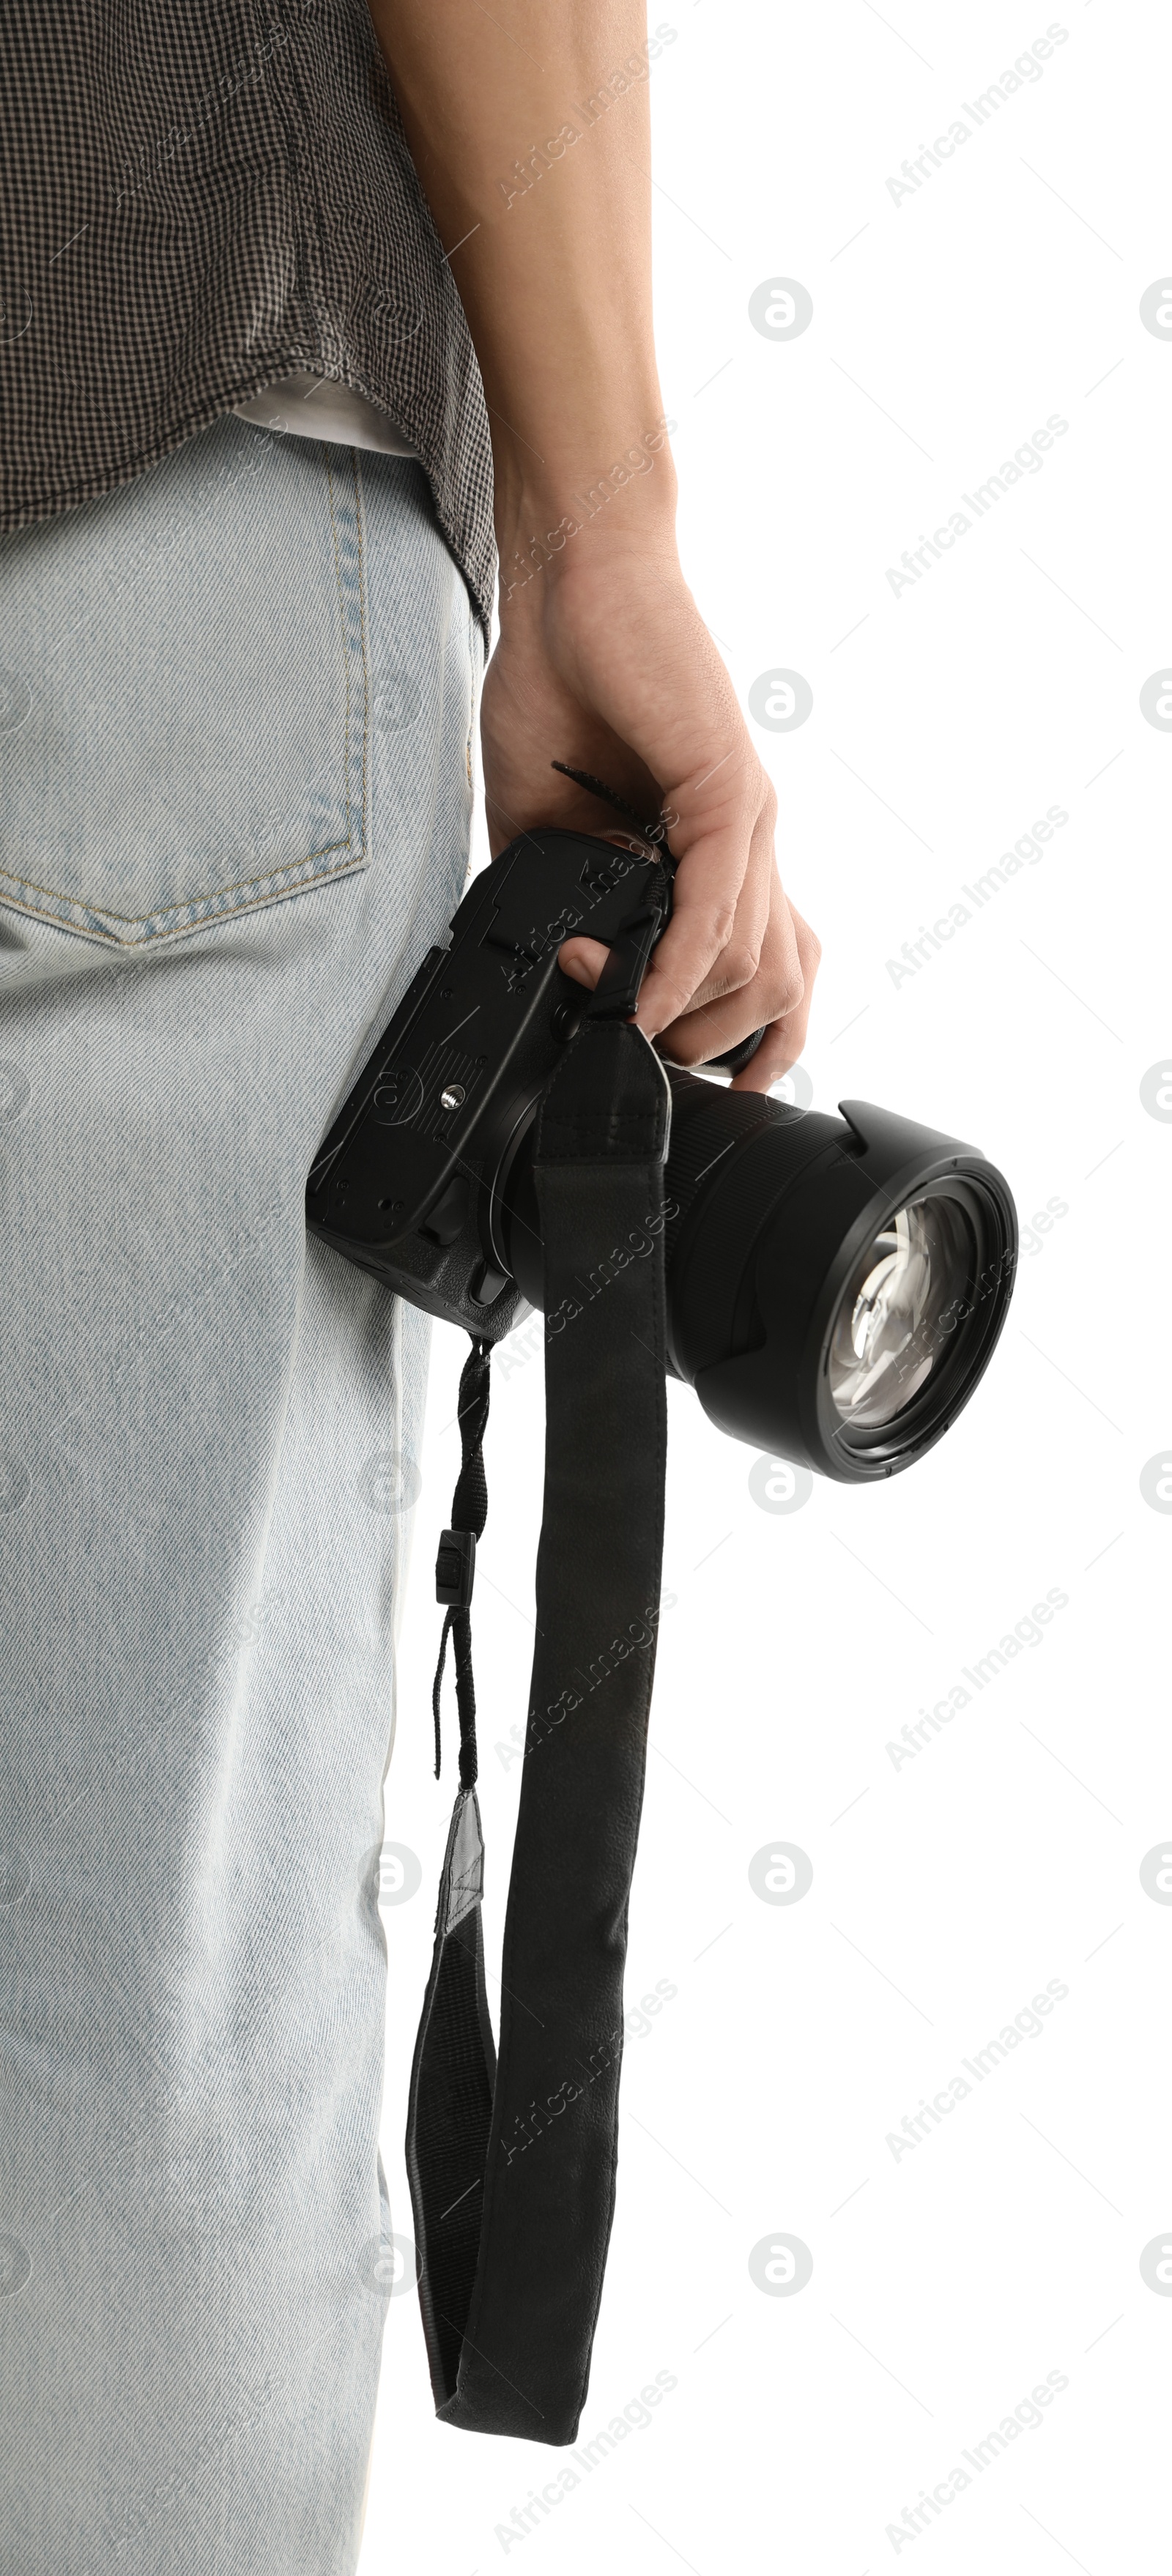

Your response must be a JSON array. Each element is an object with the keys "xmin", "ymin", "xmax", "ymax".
[{"xmin": 828, "ymin": 1195, "xmax": 975, "ymax": 1429}]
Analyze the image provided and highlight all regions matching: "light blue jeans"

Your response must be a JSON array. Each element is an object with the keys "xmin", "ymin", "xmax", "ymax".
[{"xmin": 0, "ymin": 417, "xmax": 481, "ymax": 2574}]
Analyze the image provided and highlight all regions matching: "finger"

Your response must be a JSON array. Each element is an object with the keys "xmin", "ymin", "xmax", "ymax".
[
  {"xmin": 654, "ymin": 880, "xmax": 806, "ymax": 1068},
  {"xmin": 560, "ymin": 835, "xmax": 772, "ymax": 1014},
  {"xmin": 629, "ymin": 798, "xmax": 758, "ymax": 1037},
  {"xmin": 560, "ymin": 798, "xmax": 772, "ymax": 1012},
  {"xmin": 558, "ymin": 882, "xmax": 819, "ymax": 1094},
  {"xmin": 645, "ymin": 784, "xmax": 776, "ymax": 1026},
  {"xmin": 731, "ymin": 991, "xmax": 812, "ymax": 1091},
  {"xmin": 730, "ymin": 907, "xmax": 821, "ymax": 1092},
  {"xmin": 557, "ymin": 934, "xmax": 610, "ymax": 989}
]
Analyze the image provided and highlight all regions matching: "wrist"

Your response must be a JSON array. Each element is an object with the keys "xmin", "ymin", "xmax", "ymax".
[{"xmin": 493, "ymin": 417, "xmax": 679, "ymax": 609}]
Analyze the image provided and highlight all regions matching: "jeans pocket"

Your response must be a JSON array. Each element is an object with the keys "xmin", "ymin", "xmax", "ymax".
[{"xmin": 0, "ymin": 417, "xmax": 370, "ymax": 949}]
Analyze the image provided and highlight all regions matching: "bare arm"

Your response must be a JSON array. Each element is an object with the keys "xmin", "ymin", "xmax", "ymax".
[{"xmin": 367, "ymin": 0, "xmax": 820, "ymax": 1083}]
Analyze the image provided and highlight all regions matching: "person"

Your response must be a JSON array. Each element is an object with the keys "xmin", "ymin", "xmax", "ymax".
[{"xmin": 0, "ymin": 4, "xmax": 820, "ymax": 2569}]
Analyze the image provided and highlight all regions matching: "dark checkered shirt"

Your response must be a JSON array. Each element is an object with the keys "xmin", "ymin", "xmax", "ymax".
[{"xmin": 0, "ymin": 0, "xmax": 496, "ymax": 630}]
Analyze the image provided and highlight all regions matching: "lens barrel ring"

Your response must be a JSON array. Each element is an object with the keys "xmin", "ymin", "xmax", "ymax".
[{"xmin": 665, "ymin": 1119, "xmax": 847, "ymax": 1387}]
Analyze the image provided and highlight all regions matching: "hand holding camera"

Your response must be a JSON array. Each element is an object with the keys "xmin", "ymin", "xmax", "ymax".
[{"xmin": 480, "ymin": 516, "xmax": 822, "ymax": 1088}]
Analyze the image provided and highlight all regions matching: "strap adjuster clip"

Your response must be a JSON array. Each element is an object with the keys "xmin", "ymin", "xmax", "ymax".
[{"xmin": 436, "ymin": 1526, "xmax": 476, "ymax": 1610}]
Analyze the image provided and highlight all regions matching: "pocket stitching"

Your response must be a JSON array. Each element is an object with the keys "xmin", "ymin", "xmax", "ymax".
[
  {"xmin": 345, "ymin": 448, "xmax": 373, "ymax": 870},
  {"xmin": 0, "ymin": 844, "xmax": 366, "ymax": 948},
  {"xmin": 0, "ymin": 442, "xmax": 371, "ymax": 949},
  {"xmin": 327, "ymin": 448, "xmax": 366, "ymax": 866}
]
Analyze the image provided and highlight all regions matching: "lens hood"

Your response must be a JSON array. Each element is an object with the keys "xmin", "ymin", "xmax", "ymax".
[{"xmin": 672, "ymin": 1087, "xmax": 1017, "ymax": 1480}]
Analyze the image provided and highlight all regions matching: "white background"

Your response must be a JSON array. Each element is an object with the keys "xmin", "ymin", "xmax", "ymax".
[{"xmin": 360, "ymin": 4, "xmax": 1171, "ymax": 2569}]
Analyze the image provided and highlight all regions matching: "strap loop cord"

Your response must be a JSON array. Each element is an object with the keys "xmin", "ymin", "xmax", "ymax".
[{"xmin": 431, "ymin": 1335, "xmax": 492, "ymax": 1790}]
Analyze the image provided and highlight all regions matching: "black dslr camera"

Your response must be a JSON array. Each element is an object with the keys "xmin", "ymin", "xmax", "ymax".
[
  {"xmin": 307, "ymin": 814, "xmax": 1020, "ymax": 2446},
  {"xmin": 306, "ymin": 825, "xmax": 1017, "ymax": 1479}
]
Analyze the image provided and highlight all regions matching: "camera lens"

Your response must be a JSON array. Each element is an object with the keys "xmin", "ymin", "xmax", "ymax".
[
  {"xmin": 660, "ymin": 1072, "xmax": 1016, "ymax": 1480},
  {"xmin": 497, "ymin": 1064, "xmax": 1017, "ymax": 1483},
  {"xmin": 826, "ymin": 1195, "xmax": 976, "ymax": 1429}
]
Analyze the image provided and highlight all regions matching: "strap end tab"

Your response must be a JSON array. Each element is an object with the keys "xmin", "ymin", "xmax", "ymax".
[{"xmin": 436, "ymin": 1526, "xmax": 477, "ymax": 1609}]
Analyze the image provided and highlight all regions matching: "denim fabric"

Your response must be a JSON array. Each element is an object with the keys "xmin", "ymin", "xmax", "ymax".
[
  {"xmin": 0, "ymin": 418, "xmax": 481, "ymax": 2574},
  {"xmin": 0, "ymin": 417, "xmax": 377, "ymax": 945}
]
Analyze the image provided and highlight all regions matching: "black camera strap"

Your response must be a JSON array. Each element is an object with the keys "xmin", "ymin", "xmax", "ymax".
[
  {"xmin": 429, "ymin": 1337, "xmax": 492, "ymax": 1792},
  {"xmin": 405, "ymin": 1012, "xmax": 671, "ymax": 2443}
]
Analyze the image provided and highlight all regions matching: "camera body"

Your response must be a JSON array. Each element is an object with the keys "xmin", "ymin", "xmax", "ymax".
[{"xmin": 305, "ymin": 828, "xmax": 661, "ymax": 1335}]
